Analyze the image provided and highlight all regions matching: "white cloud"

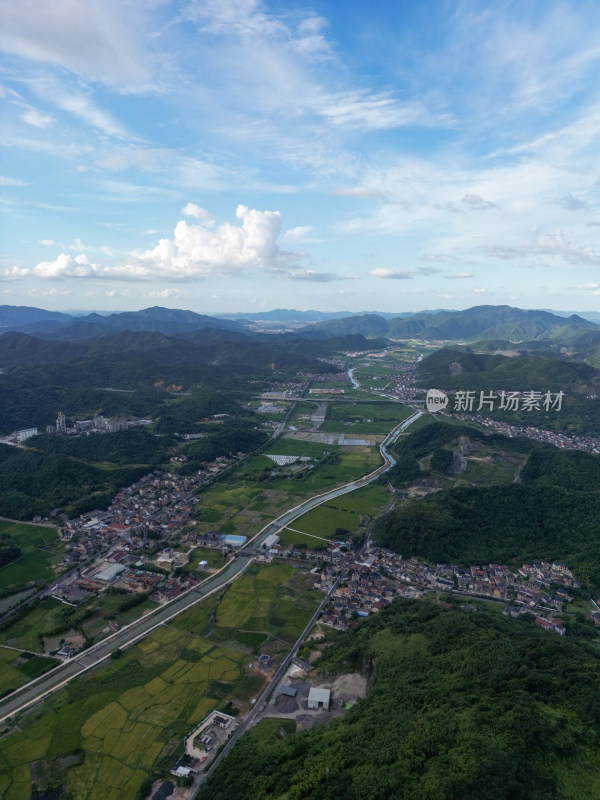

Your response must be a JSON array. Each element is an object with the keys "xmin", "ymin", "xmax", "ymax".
[
  {"xmin": 146, "ymin": 288, "xmax": 182, "ymax": 298},
  {"xmin": 29, "ymin": 253, "xmax": 101, "ymax": 278},
  {"xmin": 473, "ymin": 288, "xmax": 486, "ymax": 293},
  {"xmin": 330, "ymin": 186, "xmax": 387, "ymax": 200},
  {"xmin": 98, "ymin": 148, "xmax": 173, "ymax": 172},
  {"xmin": 461, "ymin": 193, "xmax": 496, "ymax": 210},
  {"xmin": 53, "ymin": 90, "xmax": 131, "ymax": 138},
  {"xmin": 0, "ymin": 0, "xmax": 152, "ymax": 87},
  {"xmin": 369, "ymin": 268, "xmax": 413, "ymax": 279},
  {"xmin": 449, "ymin": 272, "xmax": 474, "ymax": 279},
  {"xmin": 0, "ymin": 176, "xmax": 28, "ymax": 186},
  {"xmin": 12, "ymin": 205, "xmax": 302, "ymax": 281},
  {"xmin": 315, "ymin": 90, "xmax": 440, "ymax": 131},
  {"xmin": 283, "ymin": 225, "xmax": 312, "ymax": 241},
  {"xmin": 39, "ymin": 239, "xmax": 55, "ymax": 246},
  {"xmin": 555, "ymin": 193, "xmax": 587, "ymax": 211},
  {"xmin": 20, "ymin": 108, "xmax": 54, "ymax": 128},
  {"xmin": 288, "ymin": 270, "xmax": 349, "ymax": 282},
  {"xmin": 483, "ymin": 230, "xmax": 600, "ymax": 266},
  {"xmin": 181, "ymin": 203, "xmax": 215, "ymax": 225}
]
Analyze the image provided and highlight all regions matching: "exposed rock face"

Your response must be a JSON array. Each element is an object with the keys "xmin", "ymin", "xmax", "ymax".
[
  {"xmin": 449, "ymin": 361, "xmax": 462, "ymax": 374},
  {"xmin": 451, "ymin": 452, "xmax": 467, "ymax": 473},
  {"xmin": 458, "ymin": 436, "xmax": 481, "ymax": 455}
]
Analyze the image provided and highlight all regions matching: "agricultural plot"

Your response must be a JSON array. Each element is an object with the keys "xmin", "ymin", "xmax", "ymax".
[
  {"xmin": 0, "ymin": 648, "xmax": 58, "ymax": 697},
  {"xmin": 0, "ymin": 563, "xmax": 321, "ymax": 799},
  {"xmin": 183, "ymin": 546, "xmax": 226, "ymax": 573},
  {"xmin": 194, "ymin": 438, "xmax": 383, "ymax": 542},
  {"xmin": 0, "ymin": 591, "xmax": 160, "ymax": 656},
  {"xmin": 0, "ymin": 598, "xmax": 64, "ymax": 652},
  {"xmin": 320, "ymin": 402, "xmax": 413, "ymax": 434},
  {"xmin": 0, "ymin": 521, "xmax": 63, "ymax": 595},
  {"xmin": 279, "ymin": 483, "xmax": 392, "ymax": 549}
]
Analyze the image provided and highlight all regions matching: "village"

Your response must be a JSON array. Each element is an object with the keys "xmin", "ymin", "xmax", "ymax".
[{"xmin": 318, "ymin": 543, "xmax": 596, "ymax": 638}]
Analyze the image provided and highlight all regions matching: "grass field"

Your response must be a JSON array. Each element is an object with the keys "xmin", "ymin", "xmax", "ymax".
[
  {"xmin": 320, "ymin": 402, "xmax": 413, "ymax": 434},
  {"xmin": 0, "ymin": 564, "xmax": 321, "ymax": 799},
  {"xmin": 0, "ymin": 521, "xmax": 63, "ymax": 595}
]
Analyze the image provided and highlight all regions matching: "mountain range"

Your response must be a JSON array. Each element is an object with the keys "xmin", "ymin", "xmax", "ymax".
[{"xmin": 300, "ymin": 305, "xmax": 599, "ymax": 343}]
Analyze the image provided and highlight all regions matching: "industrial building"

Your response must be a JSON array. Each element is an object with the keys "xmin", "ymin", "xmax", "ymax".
[
  {"xmin": 221, "ymin": 534, "xmax": 247, "ymax": 548},
  {"xmin": 307, "ymin": 687, "xmax": 331, "ymax": 710}
]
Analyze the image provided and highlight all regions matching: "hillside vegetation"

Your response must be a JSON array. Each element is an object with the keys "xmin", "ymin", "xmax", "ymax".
[
  {"xmin": 202, "ymin": 600, "xmax": 600, "ymax": 800},
  {"xmin": 375, "ymin": 423, "xmax": 600, "ymax": 590}
]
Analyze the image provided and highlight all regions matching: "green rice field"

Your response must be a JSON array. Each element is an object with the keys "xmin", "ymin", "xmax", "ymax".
[{"xmin": 0, "ymin": 564, "xmax": 321, "ymax": 800}]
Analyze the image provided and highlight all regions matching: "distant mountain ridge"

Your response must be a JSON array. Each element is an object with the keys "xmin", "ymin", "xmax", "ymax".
[
  {"xmin": 1, "ymin": 305, "xmax": 247, "ymax": 339},
  {"xmin": 2, "ymin": 304, "xmax": 599, "ymax": 345},
  {"xmin": 301, "ymin": 305, "xmax": 599, "ymax": 342}
]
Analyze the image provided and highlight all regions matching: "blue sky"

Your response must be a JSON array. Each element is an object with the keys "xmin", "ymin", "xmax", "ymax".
[{"xmin": 1, "ymin": 0, "xmax": 600, "ymax": 313}]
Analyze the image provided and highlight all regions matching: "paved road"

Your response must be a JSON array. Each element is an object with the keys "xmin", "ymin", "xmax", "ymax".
[
  {"xmin": 191, "ymin": 566, "xmax": 346, "ymax": 796},
  {"xmin": 0, "ymin": 408, "xmax": 422, "ymax": 725}
]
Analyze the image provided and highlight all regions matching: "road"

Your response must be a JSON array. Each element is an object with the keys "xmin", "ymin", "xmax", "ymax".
[
  {"xmin": 0, "ymin": 408, "xmax": 422, "ymax": 725},
  {"xmin": 191, "ymin": 569, "xmax": 345, "ymax": 796}
]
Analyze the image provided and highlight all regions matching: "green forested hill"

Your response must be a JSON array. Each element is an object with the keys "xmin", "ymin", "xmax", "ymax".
[
  {"xmin": 201, "ymin": 600, "xmax": 600, "ymax": 800},
  {"xmin": 374, "ymin": 422, "xmax": 600, "ymax": 589},
  {"xmin": 417, "ymin": 347, "xmax": 600, "ymax": 436}
]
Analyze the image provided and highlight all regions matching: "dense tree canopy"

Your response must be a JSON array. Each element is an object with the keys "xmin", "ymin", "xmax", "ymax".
[{"xmin": 202, "ymin": 600, "xmax": 600, "ymax": 800}]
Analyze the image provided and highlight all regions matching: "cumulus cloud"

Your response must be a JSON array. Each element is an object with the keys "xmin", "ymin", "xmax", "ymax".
[
  {"xmin": 27, "ymin": 253, "xmax": 101, "ymax": 278},
  {"xmin": 283, "ymin": 225, "xmax": 312, "ymax": 241},
  {"xmin": 10, "ymin": 204, "xmax": 303, "ymax": 281},
  {"xmin": 369, "ymin": 268, "xmax": 414, "ymax": 279},
  {"xmin": 181, "ymin": 203, "xmax": 215, "ymax": 225}
]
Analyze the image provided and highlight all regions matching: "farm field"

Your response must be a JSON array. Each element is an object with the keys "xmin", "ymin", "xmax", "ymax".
[
  {"xmin": 0, "ymin": 647, "xmax": 58, "ymax": 698},
  {"xmin": 0, "ymin": 592, "xmax": 159, "ymax": 655},
  {"xmin": 279, "ymin": 483, "xmax": 392, "ymax": 549},
  {"xmin": 0, "ymin": 521, "xmax": 64, "ymax": 596},
  {"xmin": 0, "ymin": 564, "xmax": 321, "ymax": 800},
  {"xmin": 183, "ymin": 546, "xmax": 227, "ymax": 573},
  {"xmin": 320, "ymin": 402, "xmax": 413, "ymax": 434},
  {"xmin": 194, "ymin": 438, "xmax": 384, "ymax": 541}
]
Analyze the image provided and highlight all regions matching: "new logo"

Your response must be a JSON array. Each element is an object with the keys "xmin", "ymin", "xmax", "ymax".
[{"xmin": 426, "ymin": 389, "xmax": 448, "ymax": 413}]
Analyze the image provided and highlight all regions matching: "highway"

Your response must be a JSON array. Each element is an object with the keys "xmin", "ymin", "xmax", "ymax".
[{"xmin": 0, "ymin": 408, "xmax": 422, "ymax": 725}]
